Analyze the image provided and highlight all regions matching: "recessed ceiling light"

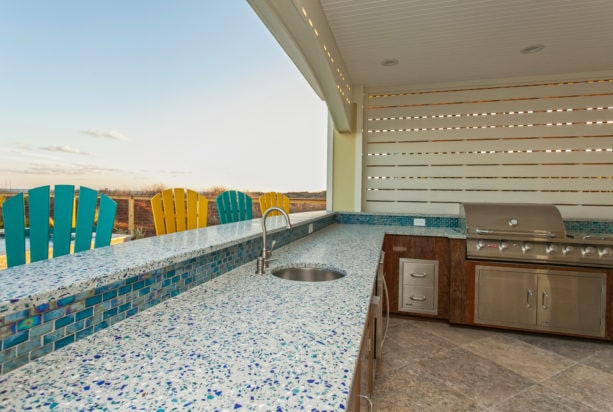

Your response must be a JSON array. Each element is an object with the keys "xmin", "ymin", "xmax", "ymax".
[
  {"xmin": 520, "ymin": 44, "xmax": 545, "ymax": 54},
  {"xmin": 380, "ymin": 58, "xmax": 399, "ymax": 66}
]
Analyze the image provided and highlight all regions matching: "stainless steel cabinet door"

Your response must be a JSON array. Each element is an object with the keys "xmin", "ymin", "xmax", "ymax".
[
  {"xmin": 475, "ymin": 267, "xmax": 537, "ymax": 328},
  {"xmin": 538, "ymin": 272, "xmax": 605, "ymax": 337}
]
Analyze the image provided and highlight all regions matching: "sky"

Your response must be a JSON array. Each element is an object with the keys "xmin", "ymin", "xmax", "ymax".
[{"xmin": 0, "ymin": 1, "xmax": 328, "ymax": 193}]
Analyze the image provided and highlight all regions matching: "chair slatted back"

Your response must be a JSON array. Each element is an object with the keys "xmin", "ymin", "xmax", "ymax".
[
  {"xmin": 28, "ymin": 186, "xmax": 51, "ymax": 263},
  {"xmin": 259, "ymin": 192, "xmax": 290, "ymax": 216},
  {"xmin": 215, "ymin": 191, "xmax": 252, "ymax": 224},
  {"xmin": 1, "ymin": 185, "xmax": 117, "ymax": 268},
  {"xmin": 3, "ymin": 192, "xmax": 27, "ymax": 267},
  {"xmin": 150, "ymin": 188, "xmax": 208, "ymax": 235},
  {"xmin": 94, "ymin": 193, "xmax": 117, "ymax": 248},
  {"xmin": 52, "ymin": 185, "xmax": 75, "ymax": 257}
]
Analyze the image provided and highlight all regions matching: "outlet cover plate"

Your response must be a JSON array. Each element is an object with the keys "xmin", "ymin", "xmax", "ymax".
[{"xmin": 414, "ymin": 218, "xmax": 426, "ymax": 226}]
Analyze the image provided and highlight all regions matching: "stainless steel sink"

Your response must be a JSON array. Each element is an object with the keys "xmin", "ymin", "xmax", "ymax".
[{"xmin": 271, "ymin": 266, "xmax": 346, "ymax": 282}]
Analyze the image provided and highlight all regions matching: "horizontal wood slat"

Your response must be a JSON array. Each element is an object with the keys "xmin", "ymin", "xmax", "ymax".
[
  {"xmin": 367, "ymin": 164, "xmax": 612, "ymax": 178},
  {"xmin": 367, "ymin": 136, "xmax": 613, "ymax": 154},
  {"xmin": 365, "ymin": 202, "xmax": 612, "ymax": 220},
  {"xmin": 366, "ymin": 124, "xmax": 613, "ymax": 142},
  {"xmin": 366, "ymin": 190, "xmax": 613, "ymax": 205},
  {"xmin": 366, "ymin": 178, "xmax": 613, "ymax": 192},
  {"xmin": 369, "ymin": 107, "xmax": 613, "ymax": 130},
  {"xmin": 367, "ymin": 80, "xmax": 613, "ymax": 108},
  {"xmin": 364, "ymin": 79, "xmax": 613, "ymax": 218},
  {"xmin": 367, "ymin": 95, "xmax": 613, "ymax": 121},
  {"xmin": 365, "ymin": 201, "xmax": 460, "ymax": 215},
  {"xmin": 366, "ymin": 151, "xmax": 613, "ymax": 166}
]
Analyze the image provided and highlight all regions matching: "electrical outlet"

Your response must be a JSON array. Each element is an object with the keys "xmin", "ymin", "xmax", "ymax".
[
  {"xmin": 414, "ymin": 218, "xmax": 426, "ymax": 226},
  {"xmin": 308, "ymin": 223, "xmax": 314, "ymax": 234}
]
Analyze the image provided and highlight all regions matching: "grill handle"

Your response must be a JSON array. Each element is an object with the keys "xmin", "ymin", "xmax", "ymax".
[{"xmin": 474, "ymin": 228, "xmax": 556, "ymax": 238}]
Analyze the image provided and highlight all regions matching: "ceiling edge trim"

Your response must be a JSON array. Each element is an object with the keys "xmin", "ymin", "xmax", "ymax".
[{"xmin": 248, "ymin": 0, "xmax": 353, "ymax": 132}]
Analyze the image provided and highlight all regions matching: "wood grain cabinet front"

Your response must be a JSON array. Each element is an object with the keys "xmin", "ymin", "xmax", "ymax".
[{"xmin": 382, "ymin": 235, "xmax": 450, "ymax": 319}]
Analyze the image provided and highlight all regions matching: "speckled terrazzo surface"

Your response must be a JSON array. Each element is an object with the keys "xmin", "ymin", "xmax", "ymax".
[
  {"xmin": 1, "ymin": 223, "xmax": 391, "ymax": 411},
  {"xmin": 0, "ymin": 211, "xmax": 332, "ymax": 316},
  {"xmin": 0, "ymin": 212, "xmax": 464, "ymax": 411}
]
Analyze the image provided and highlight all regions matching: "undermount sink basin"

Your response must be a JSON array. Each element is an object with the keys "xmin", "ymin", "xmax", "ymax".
[{"xmin": 271, "ymin": 266, "xmax": 346, "ymax": 282}]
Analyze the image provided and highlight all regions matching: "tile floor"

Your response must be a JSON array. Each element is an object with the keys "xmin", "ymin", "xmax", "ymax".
[{"xmin": 372, "ymin": 317, "xmax": 613, "ymax": 411}]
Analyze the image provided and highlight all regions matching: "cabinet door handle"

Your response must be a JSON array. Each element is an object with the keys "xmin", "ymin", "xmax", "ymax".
[
  {"xmin": 410, "ymin": 295, "xmax": 427, "ymax": 302},
  {"xmin": 410, "ymin": 273, "xmax": 427, "ymax": 278},
  {"xmin": 542, "ymin": 290, "xmax": 549, "ymax": 310},
  {"xmin": 526, "ymin": 289, "xmax": 533, "ymax": 308}
]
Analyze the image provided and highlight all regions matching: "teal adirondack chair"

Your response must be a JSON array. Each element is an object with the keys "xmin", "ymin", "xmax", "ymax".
[
  {"xmin": 215, "ymin": 191, "xmax": 252, "ymax": 224},
  {"xmin": 1, "ymin": 185, "xmax": 117, "ymax": 268}
]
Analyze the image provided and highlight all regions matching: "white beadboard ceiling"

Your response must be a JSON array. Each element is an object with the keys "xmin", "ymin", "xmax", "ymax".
[{"xmin": 319, "ymin": 0, "xmax": 613, "ymax": 90}]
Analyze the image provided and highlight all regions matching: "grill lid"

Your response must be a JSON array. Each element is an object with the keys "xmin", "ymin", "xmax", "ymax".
[{"xmin": 461, "ymin": 203, "xmax": 566, "ymax": 240}]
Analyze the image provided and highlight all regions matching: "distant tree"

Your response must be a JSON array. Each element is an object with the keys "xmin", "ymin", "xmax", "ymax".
[
  {"xmin": 206, "ymin": 185, "xmax": 228, "ymax": 196},
  {"xmin": 145, "ymin": 183, "xmax": 168, "ymax": 195}
]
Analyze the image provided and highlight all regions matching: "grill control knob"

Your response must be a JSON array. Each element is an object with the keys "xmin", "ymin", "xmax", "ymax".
[
  {"xmin": 582, "ymin": 246, "xmax": 596, "ymax": 257},
  {"xmin": 476, "ymin": 240, "xmax": 485, "ymax": 251},
  {"xmin": 499, "ymin": 242, "xmax": 509, "ymax": 252},
  {"xmin": 599, "ymin": 247, "xmax": 612, "ymax": 257},
  {"xmin": 562, "ymin": 245, "xmax": 573, "ymax": 255},
  {"xmin": 545, "ymin": 243, "xmax": 557, "ymax": 254},
  {"xmin": 522, "ymin": 242, "xmax": 532, "ymax": 253}
]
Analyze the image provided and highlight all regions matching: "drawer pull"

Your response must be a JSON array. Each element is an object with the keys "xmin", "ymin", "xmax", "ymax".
[
  {"xmin": 409, "ymin": 295, "xmax": 427, "ymax": 302},
  {"xmin": 410, "ymin": 273, "xmax": 428, "ymax": 278}
]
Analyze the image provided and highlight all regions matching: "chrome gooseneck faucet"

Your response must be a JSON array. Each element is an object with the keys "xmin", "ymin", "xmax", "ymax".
[{"xmin": 256, "ymin": 207, "xmax": 292, "ymax": 274}]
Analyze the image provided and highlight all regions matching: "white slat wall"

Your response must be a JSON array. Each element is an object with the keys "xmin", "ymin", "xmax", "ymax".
[{"xmin": 364, "ymin": 79, "xmax": 613, "ymax": 218}]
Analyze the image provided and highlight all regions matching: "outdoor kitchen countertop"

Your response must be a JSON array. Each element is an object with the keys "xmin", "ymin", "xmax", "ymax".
[
  {"xmin": 0, "ymin": 213, "xmax": 463, "ymax": 410},
  {"xmin": 0, "ymin": 211, "xmax": 334, "ymax": 316}
]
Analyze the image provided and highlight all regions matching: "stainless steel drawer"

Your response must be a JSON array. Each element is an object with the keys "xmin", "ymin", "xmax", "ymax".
[
  {"xmin": 402, "ymin": 261, "xmax": 436, "ymax": 287},
  {"xmin": 402, "ymin": 286, "xmax": 435, "ymax": 310},
  {"xmin": 398, "ymin": 258, "xmax": 439, "ymax": 315}
]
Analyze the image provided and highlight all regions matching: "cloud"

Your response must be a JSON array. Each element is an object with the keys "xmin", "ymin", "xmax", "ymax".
[
  {"xmin": 158, "ymin": 169, "xmax": 192, "ymax": 175},
  {"xmin": 81, "ymin": 129, "xmax": 128, "ymax": 140},
  {"xmin": 40, "ymin": 145, "xmax": 90, "ymax": 155},
  {"xmin": 20, "ymin": 163, "xmax": 121, "ymax": 176}
]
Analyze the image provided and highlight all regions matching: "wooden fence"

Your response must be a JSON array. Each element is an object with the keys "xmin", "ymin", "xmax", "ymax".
[{"xmin": 0, "ymin": 193, "xmax": 326, "ymax": 239}]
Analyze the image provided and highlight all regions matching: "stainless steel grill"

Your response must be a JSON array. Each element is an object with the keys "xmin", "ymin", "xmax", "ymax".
[{"xmin": 461, "ymin": 203, "xmax": 613, "ymax": 268}]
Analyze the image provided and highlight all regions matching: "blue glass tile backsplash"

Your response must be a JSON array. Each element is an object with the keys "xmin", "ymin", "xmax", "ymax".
[{"xmin": 336, "ymin": 212, "xmax": 461, "ymax": 228}]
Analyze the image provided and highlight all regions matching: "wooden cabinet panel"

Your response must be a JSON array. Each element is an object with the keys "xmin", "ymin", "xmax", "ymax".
[
  {"xmin": 449, "ymin": 238, "xmax": 468, "ymax": 324},
  {"xmin": 382, "ymin": 235, "xmax": 450, "ymax": 319},
  {"xmin": 605, "ymin": 270, "xmax": 613, "ymax": 340}
]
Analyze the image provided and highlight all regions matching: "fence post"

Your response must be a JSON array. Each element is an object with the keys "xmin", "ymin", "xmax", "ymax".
[{"xmin": 128, "ymin": 196, "xmax": 135, "ymax": 234}]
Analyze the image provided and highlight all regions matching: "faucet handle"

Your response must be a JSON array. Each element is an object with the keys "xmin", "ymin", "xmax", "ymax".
[{"xmin": 264, "ymin": 240, "xmax": 277, "ymax": 258}]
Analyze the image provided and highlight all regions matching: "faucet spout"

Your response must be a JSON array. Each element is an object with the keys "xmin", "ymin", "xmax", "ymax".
[{"xmin": 256, "ymin": 207, "xmax": 292, "ymax": 274}]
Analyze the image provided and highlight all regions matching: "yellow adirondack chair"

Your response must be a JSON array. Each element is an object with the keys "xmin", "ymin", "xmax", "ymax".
[
  {"xmin": 150, "ymin": 188, "xmax": 208, "ymax": 235},
  {"xmin": 259, "ymin": 192, "xmax": 290, "ymax": 216}
]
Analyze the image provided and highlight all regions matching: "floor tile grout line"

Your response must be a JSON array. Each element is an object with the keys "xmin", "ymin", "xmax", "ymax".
[
  {"xmin": 372, "ymin": 349, "xmax": 483, "ymax": 411},
  {"xmin": 375, "ymin": 318, "xmax": 612, "ymax": 411},
  {"xmin": 580, "ymin": 348, "xmax": 613, "ymax": 377}
]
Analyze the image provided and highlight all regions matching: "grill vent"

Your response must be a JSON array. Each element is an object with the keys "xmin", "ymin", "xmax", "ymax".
[{"xmin": 364, "ymin": 79, "xmax": 613, "ymax": 218}]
